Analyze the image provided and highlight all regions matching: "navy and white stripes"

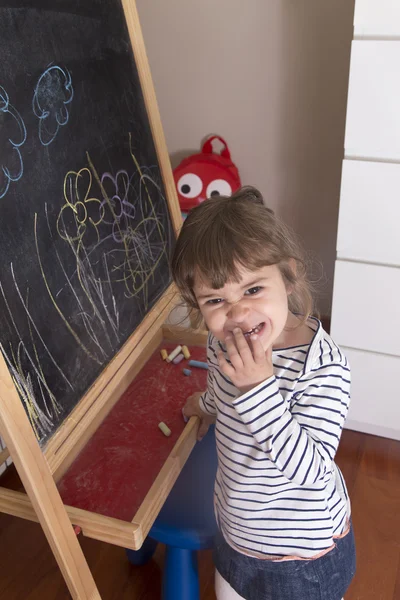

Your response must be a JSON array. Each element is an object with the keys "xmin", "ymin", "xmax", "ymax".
[{"xmin": 199, "ymin": 318, "xmax": 351, "ymax": 559}]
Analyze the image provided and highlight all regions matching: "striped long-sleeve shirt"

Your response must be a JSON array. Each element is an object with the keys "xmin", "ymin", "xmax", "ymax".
[{"xmin": 199, "ymin": 317, "xmax": 351, "ymax": 559}]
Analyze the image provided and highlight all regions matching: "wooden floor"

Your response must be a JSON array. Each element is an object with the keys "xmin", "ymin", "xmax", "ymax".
[{"xmin": 1, "ymin": 428, "xmax": 400, "ymax": 599}]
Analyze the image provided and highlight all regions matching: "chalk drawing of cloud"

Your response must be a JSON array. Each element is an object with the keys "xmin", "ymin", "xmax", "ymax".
[
  {"xmin": 0, "ymin": 85, "xmax": 27, "ymax": 199},
  {"xmin": 33, "ymin": 65, "xmax": 74, "ymax": 146}
]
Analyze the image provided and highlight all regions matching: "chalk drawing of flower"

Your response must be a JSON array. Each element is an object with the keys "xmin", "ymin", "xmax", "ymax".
[
  {"xmin": 100, "ymin": 170, "xmax": 136, "ymax": 243},
  {"xmin": 0, "ymin": 85, "xmax": 27, "ymax": 199},
  {"xmin": 57, "ymin": 168, "xmax": 103, "ymax": 246},
  {"xmin": 32, "ymin": 65, "xmax": 74, "ymax": 146}
]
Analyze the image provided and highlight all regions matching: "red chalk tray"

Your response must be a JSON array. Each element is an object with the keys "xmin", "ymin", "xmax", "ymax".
[{"xmin": 58, "ymin": 342, "xmax": 207, "ymax": 522}]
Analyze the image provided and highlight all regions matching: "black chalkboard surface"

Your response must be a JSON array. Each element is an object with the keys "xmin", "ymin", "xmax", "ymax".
[{"xmin": 0, "ymin": 1, "xmax": 175, "ymax": 445}]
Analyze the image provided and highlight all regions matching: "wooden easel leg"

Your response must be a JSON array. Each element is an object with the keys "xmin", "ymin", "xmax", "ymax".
[{"xmin": 0, "ymin": 368, "xmax": 101, "ymax": 599}]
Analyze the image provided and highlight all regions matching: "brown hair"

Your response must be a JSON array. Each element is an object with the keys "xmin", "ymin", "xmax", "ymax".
[{"xmin": 171, "ymin": 186, "xmax": 314, "ymax": 328}]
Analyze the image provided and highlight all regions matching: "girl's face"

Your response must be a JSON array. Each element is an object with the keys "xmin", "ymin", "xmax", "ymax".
[{"xmin": 194, "ymin": 263, "xmax": 292, "ymax": 351}]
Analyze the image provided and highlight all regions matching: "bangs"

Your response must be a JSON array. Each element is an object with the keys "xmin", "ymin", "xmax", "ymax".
[
  {"xmin": 191, "ymin": 216, "xmax": 281, "ymax": 290},
  {"xmin": 194, "ymin": 240, "xmax": 274, "ymax": 290}
]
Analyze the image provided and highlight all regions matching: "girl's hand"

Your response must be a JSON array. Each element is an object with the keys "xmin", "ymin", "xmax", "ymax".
[
  {"xmin": 218, "ymin": 327, "xmax": 273, "ymax": 394},
  {"xmin": 183, "ymin": 391, "xmax": 216, "ymax": 440}
]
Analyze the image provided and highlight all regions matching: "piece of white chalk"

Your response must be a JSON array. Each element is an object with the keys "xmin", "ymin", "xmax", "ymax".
[
  {"xmin": 158, "ymin": 422, "xmax": 171, "ymax": 437},
  {"xmin": 188, "ymin": 360, "xmax": 208, "ymax": 370},
  {"xmin": 167, "ymin": 345, "xmax": 182, "ymax": 363},
  {"xmin": 172, "ymin": 353, "xmax": 185, "ymax": 365}
]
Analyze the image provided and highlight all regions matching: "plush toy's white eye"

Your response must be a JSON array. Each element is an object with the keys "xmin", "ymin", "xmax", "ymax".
[
  {"xmin": 177, "ymin": 173, "xmax": 203, "ymax": 198},
  {"xmin": 206, "ymin": 179, "xmax": 232, "ymax": 198}
]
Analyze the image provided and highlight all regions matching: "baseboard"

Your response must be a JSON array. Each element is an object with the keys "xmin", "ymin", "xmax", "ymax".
[{"xmin": 345, "ymin": 420, "xmax": 400, "ymax": 442}]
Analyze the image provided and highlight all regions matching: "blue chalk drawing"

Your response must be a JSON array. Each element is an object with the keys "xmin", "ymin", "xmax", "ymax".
[
  {"xmin": 0, "ymin": 85, "xmax": 27, "ymax": 199},
  {"xmin": 32, "ymin": 65, "xmax": 74, "ymax": 146}
]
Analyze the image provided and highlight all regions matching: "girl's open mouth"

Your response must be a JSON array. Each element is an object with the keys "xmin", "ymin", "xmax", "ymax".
[{"xmin": 243, "ymin": 322, "xmax": 265, "ymax": 338}]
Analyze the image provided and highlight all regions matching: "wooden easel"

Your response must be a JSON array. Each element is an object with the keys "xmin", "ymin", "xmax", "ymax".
[{"xmin": 0, "ymin": 1, "xmax": 204, "ymax": 597}]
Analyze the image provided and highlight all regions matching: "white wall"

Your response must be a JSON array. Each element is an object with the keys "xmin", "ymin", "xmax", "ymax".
[{"xmin": 137, "ymin": 0, "xmax": 355, "ymax": 315}]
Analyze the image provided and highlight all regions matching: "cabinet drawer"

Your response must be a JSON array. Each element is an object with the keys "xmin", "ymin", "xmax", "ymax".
[
  {"xmin": 337, "ymin": 160, "xmax": 400, "ymax": 266},
  {"xmin": 354, "ymin": 0, "xmax": 400, "ymax": 37},
  {"xmin": 345, "ymin": 41, "xmax": 400, "ymax": 160},
  {"xmin": 331, "ymin": 260, "xmax": 400, "ymax": 356},
  {"xmin": 344, "ymin": 347, "xmax": 400, "ymax": 441}
]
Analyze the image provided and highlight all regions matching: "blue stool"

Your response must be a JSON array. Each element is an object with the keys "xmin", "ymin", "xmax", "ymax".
[{"xmin": 126, "ymin": 425, "xmax": 218, "ymax": 600}]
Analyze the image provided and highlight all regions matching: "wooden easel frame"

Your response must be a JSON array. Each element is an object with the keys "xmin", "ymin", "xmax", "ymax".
[{"xmin": 0, "ymin": 2, "xmax": 201, "ymax": 598}]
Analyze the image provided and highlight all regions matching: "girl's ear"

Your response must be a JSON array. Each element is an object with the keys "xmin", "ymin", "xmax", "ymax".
[{"xmin": 288, "ymin": 257, "xmax": 297, "ymax": 273}]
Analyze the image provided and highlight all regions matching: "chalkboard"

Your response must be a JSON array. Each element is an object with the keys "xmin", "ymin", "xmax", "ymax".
[{"xmin": 0, "ymin": 0, "xmax": 175, "ymax": 446}]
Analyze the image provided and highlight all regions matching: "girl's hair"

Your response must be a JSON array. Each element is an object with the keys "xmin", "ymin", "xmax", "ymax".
[{"xmin": 171, "ymin": 186, "xmax": 314, "ymax": 328}]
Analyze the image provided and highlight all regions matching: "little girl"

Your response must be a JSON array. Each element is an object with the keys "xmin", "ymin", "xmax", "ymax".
[{"xmin": 171, "ymin": 186, "xmax": 356, "ymax": 600}]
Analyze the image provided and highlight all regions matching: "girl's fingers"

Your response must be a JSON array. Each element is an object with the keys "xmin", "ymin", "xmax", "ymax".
[
  {"xmin": 217, "ymin": 350, "xmax": 235, "ymax": 377},
  {"xmin": 183, "ymin": 391, "xmax": 204, "ymax": 418},
  {"xmin": 251, "ymin": 334, "xmax": 267, "ymax": 364},
  {"xmin": 265, "ymin": 345, "xmax": 273, "ymax": 362},
  {"xmin": 197, "ymin": 419, "xmax": 210, "ymax": 441},
  {"xmin": 224, "ymin": 335, "xmax": 244, "ymax": 369},
  {"xmin": 232, "ymin": 328, "xmax": 253, "ymax": 363}
]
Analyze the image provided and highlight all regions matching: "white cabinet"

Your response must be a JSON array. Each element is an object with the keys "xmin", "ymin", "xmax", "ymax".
[
  {"xmin": 337, "ymin": 161, "xmax": 400, "ymax": 266},
  {"xmin": 332, "ymin": 260, "xmax": 400, "ymax": 440},
  {"xmin": 345, "ymin": 42, "xmax": 400, "ymax": 160},
  {"xmin": 344, "ymin": 348, "xmax": 400, "ymax": 441},
  {"xmin": 331, "ymin": 2, "xmax": 400, "ymax": 440},
  {"xmin": 331, "ymin": 261, "xmax": 400, "ymax": 357},
  {"xmin": 354, "ymin": 0, "xmax": 400, "ymax": 36}
]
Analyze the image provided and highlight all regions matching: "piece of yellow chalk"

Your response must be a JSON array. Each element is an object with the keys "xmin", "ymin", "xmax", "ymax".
[
  {"xmin": 160, "ymin": 349, "xmax": 168, "ymax": 360},
  {"xmin": 182, "ymin": 345, "xmax": 191, "ymax": 359},
  {"xmin": 167, "ymin": 345, "xmax": 182, "ymax": 363},
  {"xmin": 158, "ymin": 422, "xmax": 171, "ymax": 437}
]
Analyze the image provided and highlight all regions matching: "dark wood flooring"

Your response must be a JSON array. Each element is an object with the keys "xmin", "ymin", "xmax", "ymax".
[{"xmin": 1, "ymin": 428, "xmax": 399, "ymax": 599}]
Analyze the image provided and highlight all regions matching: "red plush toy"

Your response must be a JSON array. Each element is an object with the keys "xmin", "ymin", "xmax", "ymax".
[{"xmin": 173, "ymin": 135, "xmax": 241, "ymax": 215}]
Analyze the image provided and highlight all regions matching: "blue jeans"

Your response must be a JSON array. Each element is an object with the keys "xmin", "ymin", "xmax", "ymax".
[{"xmin": 213, "ymin": 522, "xmax": 356, "ymax": 600}]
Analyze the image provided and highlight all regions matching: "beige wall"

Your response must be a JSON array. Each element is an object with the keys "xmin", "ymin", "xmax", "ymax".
[{"xmin": 137, "ymin": 0, "xmax": 355, "ymax": 316}]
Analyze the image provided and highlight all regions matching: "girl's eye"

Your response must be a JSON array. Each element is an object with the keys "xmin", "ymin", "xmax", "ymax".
[
  {"xmin": 206, "ymin": 298, "xmax": 223, "ymax": 305},
  {"xmin": 245, "ymin": 286, "xmax": 262, "ymax": 295}
]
